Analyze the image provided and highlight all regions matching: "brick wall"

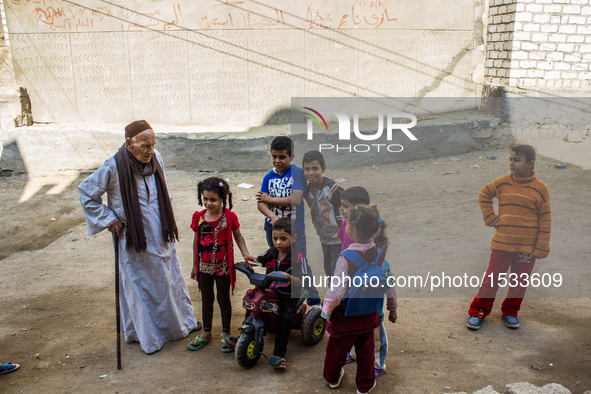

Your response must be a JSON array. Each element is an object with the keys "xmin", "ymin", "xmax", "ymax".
[{"xmin": 486, "ymin": 0, "xmax": 591, "ymax": 90}]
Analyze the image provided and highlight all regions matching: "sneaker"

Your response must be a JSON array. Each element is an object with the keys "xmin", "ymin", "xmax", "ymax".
[
  {"xmin": 466, "ymin": 315, "xmax": 482, "ymax": 330},
  {"xmin": 328, "ymin": 367, "xmax": 345, "ymax": 389},
  {"xmin": 356, "ymin": 380, "xmax": 377, "ymax": 394},
  {"xmin": 503, "ymin": 315, "xmax": 520, "ymax": 328}
]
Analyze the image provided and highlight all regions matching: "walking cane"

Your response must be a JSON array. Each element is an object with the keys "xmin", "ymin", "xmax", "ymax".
[{"xmin": 112, "ymin": 221, "xmax": 126, "ymax": 370}]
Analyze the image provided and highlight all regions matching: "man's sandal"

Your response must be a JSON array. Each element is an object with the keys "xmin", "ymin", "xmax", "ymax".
[
  {"xmin": 0, "ymin": 363, "xmax": 20, "ymax": 375},
  {"xmin": 190, "ymin": 321, "xmax": 203, "ymax": 333},
  {"xmin": 188, "ymin": 335, "xmax": 212, "ymax": 351},
  {"xmin": 268, "ymin": 356, "xmax": 287, "ymax": 369}
]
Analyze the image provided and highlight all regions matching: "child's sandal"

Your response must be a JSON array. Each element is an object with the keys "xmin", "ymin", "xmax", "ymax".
[
  {"xmin": 221, "ymin": 338, "xmax": 235, "ymax": 353},
  {"xmin": 188, "ymin": 335, "xmax": 211, "ymax": 351},
  {"xmin": 268, "ymin": 356, "xmax": 287, "ymax": 369}
]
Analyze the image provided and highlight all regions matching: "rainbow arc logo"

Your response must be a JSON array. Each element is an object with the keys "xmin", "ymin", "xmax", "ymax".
[{"xmin": 303, "ymin": 107, "xmax": 328, "ymax": 132}]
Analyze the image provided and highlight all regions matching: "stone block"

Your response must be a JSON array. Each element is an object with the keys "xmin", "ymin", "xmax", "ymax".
[
  {"xmin": 567, "ymin": 35, "xmax": 585, "ymax": 43},
  {"xmin": 569, "ymin": 15, "xmax": 587, "ymax": 24},
  {"xmin": 563, "ymin": 5, "xmax": 581, "ymax": 13},
  {"xmin": 561, "ymin": 72, "xmax": 577, "ymax": 78},
  {"xmin": 545, "ymin": 71, "xmax": 560, "ymax": 79},
  {"xmin": 539, "ymin": 43, "xmax": 557, "ymax": 51},
  {"xmin": 529, "ymin": 51, "xmax": 545, "ymax": 60},
  {"xmin": 511, "ymin": 51, "xmax": 529, "ymax": 60},
  {"xmin": 537, "ymin": 62, "xmax": 553, "ymax": 70},
  {"xmin": 533, "ymin": 14, "xmax": 551, "ymax": 23},
  {"xmin": 515, "ymin": 12, "xmax": 533, "ymax": 22},
  {"xmin": 526, "ymin": 4, "xmax": 544, "ymax": 12},
  {"xmin": 523, "ymin": 23, "xmax": 540, "ymax": 32},
  {"xmin": 544, "ymin": 5, "xmax": 563, "ymax": 12},
  {"xmin": 522, "ymin": 42, "xmax": 538, "ymax": 50},
  {"xmin": 582, "ymin": 6, "xmax": 591, "ymax": 15},
  {"xmin": 527, "ymin": 69, "xmax": 545, "ymax": 77},
  {"xmin": 520, "ymin": 60, "xmax": 537, "ymax": 68},
  {"xmin": 510, "ymin": 69, "xmax": 527, "ymax": 78},
  {"xmin": 531, "ymin": 33, "xmax": 549, "ymax": 42},
  {"xmin": 549, "ymin": 34, "xmax": 567, "ymax": 42},
  {"xmin": 502, "ymin": 14, "xmax": 514, "ymax": 23},
  {"xmin": 572, "ymin": 63, "xmax": 589, "ymax": 71},
  {"xmin": 580, "ymin": 44, "xmax": 591, "ymax": 52},
  {"xmin": 577, "ymin": 25, "xmax": 591, "ymax": 34},
  {"xmin": 557, "ymin": 43, "xmax": 576, "ymax": 52},
  {"xmin": 547, "ymin": 52, "xmax": 564, "ymax": 61},
  {"xmin": 558, "ymin": 24, "xmax": 576, "ymax": 34},
  {"xmin": 554, "ymin": 62, "xmax": 571, "ymax": 70},
  {"xmin": 564, "ymin": 53, "xmax": 582, "ymax": 62},
  {"xmin": 540, "ymin": 24, "xmax": 559, "ymax": 33}
]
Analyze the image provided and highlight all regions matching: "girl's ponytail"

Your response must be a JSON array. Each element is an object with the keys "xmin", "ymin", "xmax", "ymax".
[
  {"xmin": 373, "ymin": 218, "xmax": 389, "ymax": 250},
  {"xmin": 349, "ymin": 204, "xmax": 388, "ymax": 250}
]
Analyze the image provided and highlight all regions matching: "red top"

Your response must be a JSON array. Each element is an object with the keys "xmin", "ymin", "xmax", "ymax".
[{"xmin": 190, "ymin": 208, "xmax": 240, "ymax": 293}]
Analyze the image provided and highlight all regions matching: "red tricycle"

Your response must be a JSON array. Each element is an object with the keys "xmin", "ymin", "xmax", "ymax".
[{"xmin": 234, "ymin": 263, "xmax": 326, "ymax": 368}]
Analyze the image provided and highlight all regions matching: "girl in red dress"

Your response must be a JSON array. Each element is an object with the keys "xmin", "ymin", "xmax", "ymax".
[{"xmin": 188, "ymin": 177, "xmax": 256, "ymax": 352}]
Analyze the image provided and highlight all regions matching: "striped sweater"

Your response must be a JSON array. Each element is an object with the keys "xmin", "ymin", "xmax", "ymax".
[{"xmin": 479, "ymin": 171, "xmax": 551, "ymax": 258}]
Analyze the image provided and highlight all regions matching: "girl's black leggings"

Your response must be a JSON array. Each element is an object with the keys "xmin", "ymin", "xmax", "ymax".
[{"xmin": 198, "ymin": 272, "xmax": 232, "ymax": 333}]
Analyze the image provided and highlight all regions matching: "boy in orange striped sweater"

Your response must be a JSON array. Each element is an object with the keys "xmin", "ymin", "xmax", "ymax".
[{"xmin": 467, "ymin": 145, "xmax": 551, "ymax": 330}]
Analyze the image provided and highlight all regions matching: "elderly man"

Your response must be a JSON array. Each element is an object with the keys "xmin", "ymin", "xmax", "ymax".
[{"xmin": 78, "ymin": 120, "xmax": 199, "ymax": 354}]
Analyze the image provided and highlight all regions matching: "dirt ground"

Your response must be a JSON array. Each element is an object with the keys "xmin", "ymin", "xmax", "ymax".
[{"xmin": 1, "ymin": 142, "xmax": 590, "ymax": 394}]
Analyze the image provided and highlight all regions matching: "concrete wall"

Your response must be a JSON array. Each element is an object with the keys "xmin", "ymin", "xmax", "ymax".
[
  {"xmin": 3, "ymin": 0, "xmax": 485, "ymax": 128},
  {"xmin": 485, "ymin": 0, "xmax": 591, "ymax": 91}
]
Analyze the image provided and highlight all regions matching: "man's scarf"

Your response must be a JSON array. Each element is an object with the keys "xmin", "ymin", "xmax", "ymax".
[{"xmin": 114, "ymin": 144, "xmax": 179, "ymax": 252}]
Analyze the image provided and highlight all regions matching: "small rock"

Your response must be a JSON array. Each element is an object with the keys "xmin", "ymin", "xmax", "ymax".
[
  {"xmin": 473, "ymin": 165, "xmax": 480, "ymax": 169},
  {"xmin": 49, "ymin": 218, "xmax": 56, "ymax": 222},
  {"xmin": 79, "ymin": 365, "xmax": 86, "ymax": 369},
  {"xmin": 433, "ymin": 162, "xmax": 438, "ymax": 165},
  {"xmin": 99, "ymin": 374, "xmax": 107, "ymax": 379},
  {"xmin": 450, "ymin": 157, "xmax": 460, "ymax": 162},
  {"xmin": 377, "ymin": 191, "xmax": 386, "ymax": 195},
  {"xmin": 473, "ymin": 386, "xmax": 500, "ymax": 394},
  {"xmin": 443, "ymin": 171, "xmax": 453, "ymax": 175},
  {"xmin": 582, "ymin": 167, "xmax": 589, "ymax": 171},
  {"xmin": 478, "ymin": 157, "xmax": 482, "ymax": 160}
]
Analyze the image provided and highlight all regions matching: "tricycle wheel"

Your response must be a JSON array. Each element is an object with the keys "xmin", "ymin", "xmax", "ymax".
[
  {"xmin": 301, "ymin": 307, "xmax": 326, "ymax": 345},
  {"xmin": 235, "ymin": 330, "xmax": 261, "ymax": 368}
]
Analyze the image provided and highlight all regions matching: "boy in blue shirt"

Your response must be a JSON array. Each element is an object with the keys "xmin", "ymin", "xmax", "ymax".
[{"xmin": 256, "ymin": 136, "xmax": 320, "ymax": 306}]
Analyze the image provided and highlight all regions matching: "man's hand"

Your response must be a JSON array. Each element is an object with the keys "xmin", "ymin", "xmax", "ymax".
[
  {"xmin": 256, "ymin": 191, "xmax": 273, "ymax": 204},
  {"xmin": 388, "ymin": 310, "xmax": 398, "ymax": 323},
  {"xmin": 107, "ymin": 219, "xmax": 123, "ymax": 236}
]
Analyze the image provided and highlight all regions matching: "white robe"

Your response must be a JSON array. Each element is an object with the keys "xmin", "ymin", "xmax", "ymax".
[{"xmin": 78, "ymin": 150, "xmax": 196, "ymax": 354}]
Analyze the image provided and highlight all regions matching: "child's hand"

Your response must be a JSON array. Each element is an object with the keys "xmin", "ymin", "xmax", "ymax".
[
  {"xmin": 388, "ymin": 310, "xmax": 397, "ymax": 323},
  {"xmin": 278, "ymin": 271, "xmax": 292, "ymax": 282},
  {"xmin": 243, "ymin": 254, "xmax": 257, "ymax": 264},
  {"xmin": 190, "ymin": 266, "xmax": 197, "ymax": 280},
  {"xmin": 256, "ymin": 191, "xmax": 273, "ymax": 204}
]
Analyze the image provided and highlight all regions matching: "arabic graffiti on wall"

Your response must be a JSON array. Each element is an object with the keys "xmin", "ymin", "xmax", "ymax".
[{"xmin": 6, "ymin": 0, "xmax": 398, "ymax": 33}]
